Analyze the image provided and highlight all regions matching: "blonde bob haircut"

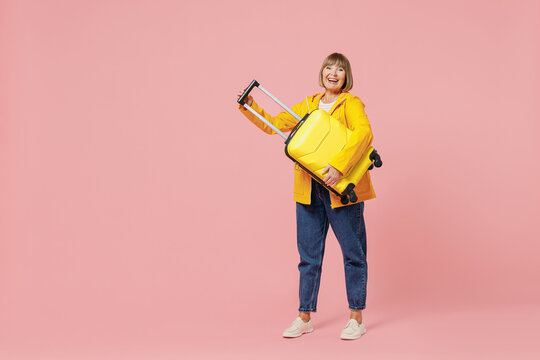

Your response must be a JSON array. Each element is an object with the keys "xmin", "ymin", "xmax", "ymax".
[{"xmin": 318, "ymin": 53, "xmax": 353, "ymax": 92}]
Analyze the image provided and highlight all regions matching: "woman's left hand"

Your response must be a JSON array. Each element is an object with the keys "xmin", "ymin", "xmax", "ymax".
[{"xmin": 321, "ymin": 165, "xmax": 343, "ymax": 187}]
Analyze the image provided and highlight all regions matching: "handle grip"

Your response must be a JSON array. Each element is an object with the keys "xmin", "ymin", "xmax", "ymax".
[{"xmin": 237, "ymin": 80, "xmax": 260, "ymax": 106}]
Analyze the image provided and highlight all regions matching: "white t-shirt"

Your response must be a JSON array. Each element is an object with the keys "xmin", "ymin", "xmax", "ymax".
[{"xmin": 318, "ymin": 99, "xmax": 336, "ymax": 113}]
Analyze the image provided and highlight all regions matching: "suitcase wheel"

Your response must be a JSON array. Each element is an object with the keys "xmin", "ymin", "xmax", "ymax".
[
  {"xmin": 369, "ymin": 149, "xmax": 383, "ymax": 168},
  {"xmin": 340, "ymin": 196, "xmax": 349, "ymax": 205},
  {"xmin": 349, "ymin": 190, "xmax": 358, "ymax": 203}
]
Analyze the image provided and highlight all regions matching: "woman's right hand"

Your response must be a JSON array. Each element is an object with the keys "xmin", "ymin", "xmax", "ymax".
[{"xmin": 237, "ymin": 90, "xmax": 253, "ymax": 106}]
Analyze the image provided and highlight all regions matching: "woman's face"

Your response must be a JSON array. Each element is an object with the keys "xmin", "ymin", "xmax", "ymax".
[{"xmin": 322, "ymin": 63, "xmax": 346, "ymax": 92}]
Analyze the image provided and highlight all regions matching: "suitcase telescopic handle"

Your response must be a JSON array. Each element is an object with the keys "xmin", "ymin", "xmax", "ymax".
[
  {"xmin": 238, "ymin": 80, "xmax": 302, "ymax": 122},
  {"xmin": 237, "ymin": 79, "xmax": 303, "ymax": 142},
  {"xmin": 237, "ymin": 80, "xmax": 260, "ymax": 106}
]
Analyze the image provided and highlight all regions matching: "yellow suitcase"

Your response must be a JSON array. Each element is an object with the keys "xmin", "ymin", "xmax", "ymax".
[{"xmin": 238, "ymin": 80, "xmax": 382, "ymax": 204}]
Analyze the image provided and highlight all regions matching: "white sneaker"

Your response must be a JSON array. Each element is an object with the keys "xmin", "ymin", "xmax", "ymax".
[
  {"xmin": 340, "ymin": 319, "xmax": 366, "ymax": 340},
  {"xmin": 282, "ymin": 317, "xmax": 314, "ymax": 338}
]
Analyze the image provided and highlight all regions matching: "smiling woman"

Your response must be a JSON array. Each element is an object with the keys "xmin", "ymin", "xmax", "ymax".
[
  {"xmin": 237, "ymin": 53, "xmax": 375, "ymax": 341},
  {"xmin": 319, "ymin": 53, "xmax": 354, "ymax": 98}
]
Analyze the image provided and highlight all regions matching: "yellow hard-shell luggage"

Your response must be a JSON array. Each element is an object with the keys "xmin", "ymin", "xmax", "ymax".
[{"xmin": 238, "ymin": 80, "xmax": 382, "ymax": 205}]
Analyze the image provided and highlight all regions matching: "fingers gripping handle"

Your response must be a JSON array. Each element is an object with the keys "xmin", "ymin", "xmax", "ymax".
[
  {"xmin": 238, "ymin": 79, "xmax": 302, "ymax": 122},
  {"xmin": 238, "ymin": 80, "xmax": 260, "ymax": 106},
  {"xmin": 238, "ymin": 79, "xmax": 303, "ymax": 141}
]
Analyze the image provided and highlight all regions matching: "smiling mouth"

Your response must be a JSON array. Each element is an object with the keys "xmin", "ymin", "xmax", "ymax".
[{"xmin": 327, "ymin": 78, "xmax": 338, "ymax": 83}]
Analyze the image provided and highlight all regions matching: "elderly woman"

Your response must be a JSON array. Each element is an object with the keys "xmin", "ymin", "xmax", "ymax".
[{"xmin": 237, "ymin": 53, "xmax": 375, "ymax": 340}]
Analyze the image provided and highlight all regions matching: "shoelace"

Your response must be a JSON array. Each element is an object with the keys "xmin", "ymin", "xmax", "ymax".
[
  {"xmin": 345, "ymin": 319, "xmax": 359, "ymax": 329},
  {"xmin": 293, "ymin": 318, "xmax": 309, "ymax": 328}
]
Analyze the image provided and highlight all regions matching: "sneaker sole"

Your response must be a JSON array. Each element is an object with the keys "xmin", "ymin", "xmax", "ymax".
[
  {"xmin": 282, "ymin": 328, "xmax": 314, "ymax": 338},
  {"xmin": 340, "ymin": 328, "xmax": 366, "ymax": 340}
]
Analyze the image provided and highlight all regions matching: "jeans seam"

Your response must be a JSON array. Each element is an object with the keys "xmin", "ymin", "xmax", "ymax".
[
  {"xmin": 308, "ymin": 216, "xmax": 328, "ymax": 310},
  {"xmin": 338, "ymin": 202, "xmax": 367, "ymax": 310}
]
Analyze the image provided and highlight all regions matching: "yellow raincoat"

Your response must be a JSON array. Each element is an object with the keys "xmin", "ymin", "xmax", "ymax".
[{"xmin": 239, "ymin": 91, "xmax": 376, "ymax": 208}]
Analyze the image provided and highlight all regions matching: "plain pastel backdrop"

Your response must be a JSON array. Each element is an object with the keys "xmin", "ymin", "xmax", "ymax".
[{"xmin": 1, "ymin": 0, "xmax": 539, "ymax": 359}]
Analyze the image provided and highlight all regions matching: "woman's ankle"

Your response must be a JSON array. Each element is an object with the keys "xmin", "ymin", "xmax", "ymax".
[
  {"xmin": 299, "ymin": 312, "xmax": 311, "ymax": 322},
  {"xmin": 350, "ymin": 309, "xmax": 363, "ymax": 323}
]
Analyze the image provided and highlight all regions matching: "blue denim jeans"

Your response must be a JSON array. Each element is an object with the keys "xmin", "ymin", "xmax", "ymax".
[{"xmin": 296, "ymin": 178, "xmax": 367, "ymax": 312}]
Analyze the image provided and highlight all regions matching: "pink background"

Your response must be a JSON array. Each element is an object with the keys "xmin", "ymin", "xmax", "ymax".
[{"xmin": 1, "ymin": 0, "xmax": 540, "ymax": 359}]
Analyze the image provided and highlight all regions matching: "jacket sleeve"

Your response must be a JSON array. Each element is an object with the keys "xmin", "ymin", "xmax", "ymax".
[
  {"xmin": 328, "ymin": 97, "xmax": 373, "ymax": 176},
  {"xmin": 238, "ymin": 100, "xmax": 302, "ymax": 134}
]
